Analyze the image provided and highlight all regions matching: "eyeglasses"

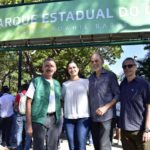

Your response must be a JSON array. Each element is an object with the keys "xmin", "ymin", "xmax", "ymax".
[{"xmin": 122, "ymin": 64, "xmax": 135, "ymax": 69}]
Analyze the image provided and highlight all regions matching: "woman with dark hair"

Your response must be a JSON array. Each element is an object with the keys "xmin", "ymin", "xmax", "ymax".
[{"xmin": 62, "ymin": 61, "xmax": 90, "ymax": 150}]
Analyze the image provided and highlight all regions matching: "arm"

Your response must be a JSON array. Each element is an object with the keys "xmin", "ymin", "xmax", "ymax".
[
  {"xmin": 96, "ymin": 73, "xmax": 119, "ymax": 116},
  {"xmin": 14, "ymin": 94, "xmax": 20, "ymax": 112},
  {"xmin": 143, "ymin": 104, "xmax": 150, "ymax": 142},
  {"xmin": 96, "ymin": 99, "xmax": 117, "ymax": 116},
  {"xmin": 26, "ymin": 97, "xmax": 33, "ymax": 137}
]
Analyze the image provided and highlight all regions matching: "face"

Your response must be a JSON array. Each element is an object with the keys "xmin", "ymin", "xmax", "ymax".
[
  {"xmin": 90, "ymin": 54, "xmax": 103, "ymax": 72},
  {"xmin": 67, "ymin": 62, "xmax": 79, "ymax": 78},
  {"xmin": 122, "ymin": 60, "xmax": 137, "ymax": 78},
  {"xmin": 42, "ymin": 60, "xmax": 56, "ymax": 78}
]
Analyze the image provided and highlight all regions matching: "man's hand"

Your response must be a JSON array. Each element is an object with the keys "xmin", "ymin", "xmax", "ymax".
[
  {"xmin": 96, "ymin": 105, "xmax": 109, "ymax": 116},
  {"xmin": 26, "ymin": 123, "xmax": 33, "ymax": 137},
  {"xmin": 143, "ymin": 132, "xmax": 150, "ymax": 142},
  {"xmin": 96, "ymin": 99, "xmax": 117, "ymax": 116}
]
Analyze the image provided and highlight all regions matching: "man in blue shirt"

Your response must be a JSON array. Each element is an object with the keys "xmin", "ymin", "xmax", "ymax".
[
  {"xmin": 120, "ymin": 57, "xmax": 150, "ymax": 150},
  {"xmin": 89, "ymin": 52, "xmax": 120, "ymax": 150}
]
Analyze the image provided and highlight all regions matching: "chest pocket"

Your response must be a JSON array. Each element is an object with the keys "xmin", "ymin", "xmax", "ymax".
[{"xmin": 129, "ymin": 87, "xmax": 142, "ymax": 102}]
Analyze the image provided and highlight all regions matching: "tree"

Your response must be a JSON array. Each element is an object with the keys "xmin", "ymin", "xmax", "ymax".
[
  {"xmin": 0, "ymin": 0, "xmax": 123, "ymax": 92},
  {"xmin": 22, "ymin": 46, "xmax": 123, "ymax": 83},
  {"xmin": 136, "ymin": 45, "xmax": 150, "ymax": 81}
]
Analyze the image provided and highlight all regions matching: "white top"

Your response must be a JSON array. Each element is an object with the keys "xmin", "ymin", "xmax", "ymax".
[
  {"xmin": 62, "ymin": 78, "xmax": 90, "ymax": 119},
  {"xmin": 0, "ymin": 93, "xmax": 15, "ymax": 118},
  {"xmin": 26, "ymin": 79, "xmax": 56, "ymax": 113}
]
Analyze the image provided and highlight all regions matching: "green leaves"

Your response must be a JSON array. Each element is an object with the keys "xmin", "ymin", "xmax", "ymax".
[{"xmin": 137, "ymin": 46, "xmax": 150, "ymax": 81}]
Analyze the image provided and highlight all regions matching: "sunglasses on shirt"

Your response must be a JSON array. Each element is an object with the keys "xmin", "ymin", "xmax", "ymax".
[{"xmin": 122, "ymin": 64, "xmax": 135, "ymax": 69}]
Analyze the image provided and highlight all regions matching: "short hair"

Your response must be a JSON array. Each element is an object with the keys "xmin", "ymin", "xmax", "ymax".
[
  {"xmin": 2, "ymin": 86, "xmax": 9, "ymax": 93},
  {"xmin": 43, "ymin": 57, "xmax": 55, "ymax": 64},
  {"xmin": 91, "ymin": 52, "xmax": 104, "ymax": 64},
  {"xmin": 122, "ymin": 57, "xmax": 137, "ymax": 66},
  {"xmin": 21, "ymin": 84, "xmax": 29, "ymax": 91}
]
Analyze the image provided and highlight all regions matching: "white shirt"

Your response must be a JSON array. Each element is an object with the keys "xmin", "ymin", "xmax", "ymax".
[
  {"xmin": 0, "ymin": 93, "xmax": 15, "ymax": 118},
  {"xmin": 62, "ymin": 78, "xmax": 90, "ymax": 119},
  {"xmin": 26, "ymin": 79, "xmax": 56, "ymax": 113}
]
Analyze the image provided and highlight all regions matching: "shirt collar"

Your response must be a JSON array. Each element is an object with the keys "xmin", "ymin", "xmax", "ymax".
[{"xmin": 93, "ymin": 68, "xmax": 106, "ymax": 76}]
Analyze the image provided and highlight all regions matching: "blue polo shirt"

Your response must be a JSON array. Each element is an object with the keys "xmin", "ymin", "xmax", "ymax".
[
  {"xmin": 120, "ymin": 77, "xmax": 150, "ymax": 131},
  {"xmin": 89, "ymin": 69, "xmax": 120, "ymax": 122}
]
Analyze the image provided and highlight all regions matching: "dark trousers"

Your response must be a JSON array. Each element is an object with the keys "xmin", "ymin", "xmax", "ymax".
[
  {"xmin": 0, "ymin": 117, "xmax": 2, "ymax": 144},
  {"xmin": 2, "ymin": 115, "xmax": 13, "ymax": 146},
  {"xmin": 32, "ymin": 114, "xmax": 59, "ymax": 150},
  {"xmin": 121, "ymin": 130, "xmax": 150, "ymax": 150},
  {"xmin": 91, "ymin": 119, "xmax": 112, "ymax": 150}
]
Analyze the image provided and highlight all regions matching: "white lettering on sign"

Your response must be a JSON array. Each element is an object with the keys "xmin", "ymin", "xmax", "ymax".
[{"xmin": 119, "ymin": 6, "xmax": 139, "ymax": 17}]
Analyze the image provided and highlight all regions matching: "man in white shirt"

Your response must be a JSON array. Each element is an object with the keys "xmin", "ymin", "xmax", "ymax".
[
  {"xmin": 26, "ymin": 58, "xmax": 62, "ymax": 150},
  {"xmin": 0, "ymin": 86, "xmax": 15, "ymax": 147}
]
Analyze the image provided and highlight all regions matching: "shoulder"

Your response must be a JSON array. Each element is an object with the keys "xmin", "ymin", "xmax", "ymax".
[
  {"xmin": 32, "ymin": 76, "xmax": 42, "ymax": 84},
  {"xmin": 104, "ymin": 69, "xmax": 117, "ymax": 77},
  {"xmin": 136, "ymin": 76, "xmax": 148, "ymax": 83},
  {"xmin": 32, "ymin": 76, "xmax": 43, "ymax": 81},
  {"xmin": 53, "ymin": 79, "xmax": 60, "ymax": 84},
  {"xmin": 62, "ymin": 80, "xmax": 71, "ymax": 87},
  {"xmin": 32, "ymin": 76, "xmax": 51, "ymax": 87},
  {"xmin": 79, "ymin": 78, "xmax": 89, "ymax": 84},
  {"xmin": 136, "ymin": 76, "xmax": 150, "ymax": 87},
  {"xmin": 89, "ymin": 73, "xmax": 95, "ymax": 80},
  {"xmin": 53, "ymin": 79, "xmax": 61, "ymax": 88}
]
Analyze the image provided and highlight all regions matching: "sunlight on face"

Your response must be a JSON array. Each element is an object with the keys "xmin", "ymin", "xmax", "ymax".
[
  {"xmin": 67, "ymin": 62, "xmax": 79, "ymax": 78},
  {"xmin": 42, "ymin": 60, "xmax": 56, "ymax": 78},
  {"xmin": 123, "ymin": 60, "xmax": 137, "ymax": 78},
  {"xmin": 91, "ymin": 54, "xmax": 103, "ymax": 72}
]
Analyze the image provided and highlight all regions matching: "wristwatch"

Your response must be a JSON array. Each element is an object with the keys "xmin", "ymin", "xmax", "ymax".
[{"xmin": 144, "ymin": 128, "xmax": 150, "ymax": 133}]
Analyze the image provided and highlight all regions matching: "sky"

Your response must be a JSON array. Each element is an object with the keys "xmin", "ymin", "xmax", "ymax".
[{"xmin": 108, "ymin": 45, "xmax": 147, "ymax": 76}]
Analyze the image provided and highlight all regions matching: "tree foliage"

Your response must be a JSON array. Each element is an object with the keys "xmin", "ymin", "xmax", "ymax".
[
  {"xmin": 23, "ymin": 46, "xmax": 123, "ymax": 83},
  {"xmin": 0, "ymin": 0, "xmax": 123, "ymax": 93},
  {"xmin": 136, "ymin": 45, "xmax": 150, "ymax": 81}
]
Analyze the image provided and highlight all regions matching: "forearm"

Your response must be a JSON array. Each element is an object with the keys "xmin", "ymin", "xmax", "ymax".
[
  {"xmin": 142, "ymin": 104, "xmax": 150, "ymax": 142},
  {"xmin": 26, "ymin": 98, "xmax": 32, "ymax": 127},
  {"xmin": 96, "ymin": 99, "xmax": 117, "ymax": 116},
  {"xmin": 145, "ymin": 104, "xmax": 150, "ymax": 130},
  {"xmin": 105, "ymin": 99, "xmax": 117, "ymax": 110}
]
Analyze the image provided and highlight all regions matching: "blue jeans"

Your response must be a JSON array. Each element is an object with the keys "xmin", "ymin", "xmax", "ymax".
[
  {"xmin": 16, "ymin": 114, "xmax": 31, "ymax": 150},
  {"xmin": 64, "ymin": 117, "xmax": 90, "ymax": 150},
  {"xmin": 91, "ymin": 119, "xmax": 112, "ymax": 150}
]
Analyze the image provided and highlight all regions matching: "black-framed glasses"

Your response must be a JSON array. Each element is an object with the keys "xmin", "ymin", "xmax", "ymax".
[{"xmin": 122, "ymin": 64, "xmax": 135, "ymax": 69}]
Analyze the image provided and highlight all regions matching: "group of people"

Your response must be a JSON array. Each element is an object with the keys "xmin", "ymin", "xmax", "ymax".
[
  {"xmin": 0, "ymin": 51, "xmax": 150, "ymax": 150},
  {"xmin": 25, "ymin": 52, "xmax": 150, "ymax": 150},
  {"xmin": 0, "ymin": 84, "xmax": 32, "ymax": 150}
]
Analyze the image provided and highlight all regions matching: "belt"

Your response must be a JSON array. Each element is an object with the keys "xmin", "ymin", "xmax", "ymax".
[{"xmin": 47, "ymin": 112, "xmax": 55, "ymax": 116}]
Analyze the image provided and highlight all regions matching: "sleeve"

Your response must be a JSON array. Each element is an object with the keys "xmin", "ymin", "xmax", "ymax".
[
  {"xmin": 26, "ymin": 82, "xmax": 35, "ymax": 100},
  {"xmin": 144, "ymin": 81, "xmax": 150, "ymax": 104},
  {"xmin": 86, "ymin": 79, "xmax": 89, "ymax": 94},
  {"xmin": 15, "ymin": 94, "xmax": 20, "ymax": 103},
  {"xmin": 61, "ymin": 83, "xmax": 66, "ymax": 100},
  {"xmin": 110, "ymin": 73, "xmax": 120, "ymax": 101}
]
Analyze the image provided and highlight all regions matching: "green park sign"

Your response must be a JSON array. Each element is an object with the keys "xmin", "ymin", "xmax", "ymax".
[{"xmin": 0, "ymin": 0, "xmax": 150, "ymax": 42}]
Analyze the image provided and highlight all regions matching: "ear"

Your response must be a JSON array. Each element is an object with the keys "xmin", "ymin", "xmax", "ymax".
[{"xmin": 54, "ymin": 66, "xmax": 57, "ymax": 72}]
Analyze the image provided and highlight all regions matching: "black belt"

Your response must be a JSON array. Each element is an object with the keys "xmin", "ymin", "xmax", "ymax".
[{"xmin": 47, "ymin": 112, "xmax": 55, "ymax": 116}]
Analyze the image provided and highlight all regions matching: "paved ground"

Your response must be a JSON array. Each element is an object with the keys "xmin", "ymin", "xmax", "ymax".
[
  {"xmin": 0, "ymin": 138, "xmax": 122, "ymax": 150},
  {"xmin": 59, "ymin": 139, "xmax": 122, "ymax": 150}
]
